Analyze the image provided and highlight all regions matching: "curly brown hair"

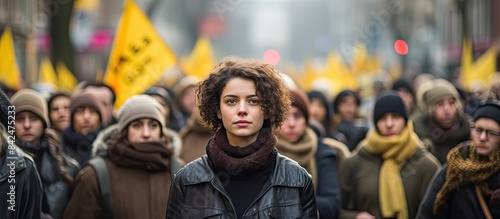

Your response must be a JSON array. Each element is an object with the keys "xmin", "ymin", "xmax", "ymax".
[{"xmin": 196, "ymin": 57, "xmax": 292, "ymax": 132}]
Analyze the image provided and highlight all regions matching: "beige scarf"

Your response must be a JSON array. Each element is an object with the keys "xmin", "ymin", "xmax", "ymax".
[
  {"xmin": 364, "ymin": 121, "xmax": 419, "ymax": 219},
  {"xmin": 276, "ymin": 128, "xmax": 318, "ymax": 187}
]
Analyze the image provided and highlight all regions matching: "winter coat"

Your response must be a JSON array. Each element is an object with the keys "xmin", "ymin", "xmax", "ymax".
[
  {"xmin": 340, "ymin": 147, "xmax": 441, "ymax": 219},
  {"xmin": 416, "ymin": 144, "xmax": 500, "ymax": 219},
  {"xmin": 330, "ymin": 120, "xmax": 369, "ymax": 151},
  {"xmin": 278, "ymin": 127, "xmax": 341, "ymax": 218},
  {"xmin": 63, "ymin": 125, "xmax": 184, "ymax": 219},
  {"xmin": 315, "ymin": 140, "xmax": 342, "ymax": 218},
  {"xmin": 178, "ymin": 116, "xmax": 213, "ymax": 163},
  {"xmin": 0, "ymin": 145, "xmax": 43, "ymax": 219},
  {"xmin": 167, "ymin": 154, "xmax": 318, "ymax": 218},
  {"xmin": 23, "ymin": 131, "xmax": 79, "ymax": 219},
  {"xmin": 412, "ymin": 113, "xmax": 470, "ymax": 164}
]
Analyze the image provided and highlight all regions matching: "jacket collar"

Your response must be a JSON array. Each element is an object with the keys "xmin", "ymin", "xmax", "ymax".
[
  {"xmin": 0, "ymin": 146, "xmax": 28, "ymax": 182},
  {"xmin": 183, "ymin": 154, "xmax": 307, "ymax": 188}
]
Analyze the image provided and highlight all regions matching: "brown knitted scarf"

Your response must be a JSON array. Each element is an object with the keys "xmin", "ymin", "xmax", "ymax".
[
  {"xmin": 276, "ymin": 128, "xmax": 318, "ymax": 187},
  {"xmin": 433, "ymin": 144, "xmax": 500, "ymax": 214},
  {"xmin": 107, "ymin": 136, "xmax": 173, "ymax": 171},
  {"xmin": 207, "ymin": 127, "xmax": 277, "ymax": 175}
]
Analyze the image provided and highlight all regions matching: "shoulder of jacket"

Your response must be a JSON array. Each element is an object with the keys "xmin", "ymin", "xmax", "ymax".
[
  {"xmin": 409, "ymin": 148, "xmax": 442, "ymax": 169},
  {"xmin": 273, "ymin": 155, "xmax": 312, "ymax": 186},
  {"xmin": 173, "ymin": 155, "xmax": 213, "ymax": 184}
]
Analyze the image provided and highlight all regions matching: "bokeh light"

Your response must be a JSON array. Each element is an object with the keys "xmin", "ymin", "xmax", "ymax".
[
  {"xmin": 394, "ymin": 39, "xmax": 408, "ymax": 55},
  {"xmin": 263, "ymin": 49, "xmax": 281, "ymax": 65}
]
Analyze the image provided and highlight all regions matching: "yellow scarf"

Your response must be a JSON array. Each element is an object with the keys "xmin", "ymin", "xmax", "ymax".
[{"xmin": 363, "ymin": 121, "xmax": 419, "ymax": 219}]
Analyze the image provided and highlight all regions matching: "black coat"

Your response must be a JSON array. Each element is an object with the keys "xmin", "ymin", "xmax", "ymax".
[
  {"xmin": 315, "ymin": 141, "xmax": 341, "ymax": 219},
  {"xmin": 167, "ymin": 154, "xmax": 318, "ymax": 218},
  {"xmin": 0, "ymin": 146, "xmax": 43, "ymax": 219},
  {"xmin": 417, "ymin": 144, "xmax": 500, "ymax": 219}
]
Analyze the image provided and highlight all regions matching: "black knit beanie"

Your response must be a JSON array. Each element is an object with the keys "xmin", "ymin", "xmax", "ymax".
[
  {"xmin": 474, "ymin": 101, "xmax": 500, "ymax": 126},
  {"xmin": 392, "ymin": 80, "xmax": 414, "ymax": 96},
  {"xmin": 373, "ymin": 92, "xmax": 408, "ymax": 125}
]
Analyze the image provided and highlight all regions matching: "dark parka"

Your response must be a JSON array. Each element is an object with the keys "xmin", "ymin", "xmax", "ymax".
[
  {"xmin": 417, "ymin": 143, "xmax": 500, "ymax": 219},
  {"xmin": 340, "ymin": 146, "xmax": 441, "ymax": 219},
  {"xmin": 167, "ymin": 154, "xmax": 318, "ymax": 218},
  {"xmin": 315, "ymin": 140, "xmax": 342, "ymax": 218},
  {"xmin": 0, "ymin": 144, "xmax": 43, "ymax": 219}
]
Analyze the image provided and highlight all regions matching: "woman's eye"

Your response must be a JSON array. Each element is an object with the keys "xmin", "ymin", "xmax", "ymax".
[
  {"xmin": 249, "ymin": 99, "xmax": 259, "ymax": 105},
  {"xmin": 227, "ymin": 99, "xmax": 236, "ymax": 104}
]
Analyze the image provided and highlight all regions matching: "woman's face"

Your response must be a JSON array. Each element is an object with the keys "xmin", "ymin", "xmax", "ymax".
[
  {"xmin": 127, "ymin": 118, "xmax": 162, "ymax": 143},
  {"xmin": 49, "ymin": 96, "xmax": 70, "ymax": 131},
  {"xmin": 278, "ymin": 106, "xmax": 307, "ymax": 143},
  {"xmin": 218, "ymin": 77, "xmax": 265, "ymax": 147},
  {"xmin": 309, "ymin": 98, "xmax": 326, "ymax": 123},
  {"xmin": 337, "ymin": 95, "xmax": 357, "ymax": 121},
  {"xmin": 376, "ymin": 113, "xmax": 406, "ymax": 136},
  {"xmin": 471, "ymin": 118, "xmax": 500, "ymax": 156}
]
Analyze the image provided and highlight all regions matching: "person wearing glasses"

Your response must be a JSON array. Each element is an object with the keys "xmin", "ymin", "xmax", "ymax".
[{"xmin": 417, "ymin": 99, "xmax": 500, "ymax": 219}]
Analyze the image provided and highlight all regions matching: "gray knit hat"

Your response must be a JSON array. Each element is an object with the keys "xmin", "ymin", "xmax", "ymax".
[
  {"xmin": 423, "ymin": 78, "xmax": 461, "ymax": 108},
  {"xmin": 10, "ymin": 89, "xmax": 50, "ymax": 128},
  {"xmin": 117, "ymin": 95, "xmax": 166, "ymax": 133}
]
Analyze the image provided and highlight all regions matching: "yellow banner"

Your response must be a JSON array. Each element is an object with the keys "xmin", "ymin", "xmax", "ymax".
[
  {"xmin": 0, "ymin": 27, "xmax": 21, "ymax": 89},
  {"xmin": 57, "ymin": 61, "xmax": 77, "ymax": 92},
  {"xmin": 181, "ymin": 36, "xmax": 215, "ymax": 80},
  {"xmin": 104, "ymin": 0, "xmax": 177, "ymax": 108}
]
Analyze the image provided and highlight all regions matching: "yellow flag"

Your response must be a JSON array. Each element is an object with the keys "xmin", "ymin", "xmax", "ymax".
[
  {"xmin": 181, "ymin": 36, "xmax": 215, "ymax": 79},
  {"xmin": 57, "ymin": 61, "xmax": 77, "ymax": 92},
  {"xmin": 460, "ymin": 37, "xmax": 473, "ymax": 91},
  {"xmin": 104, "ymin": 0, "xmax": 177, "ymax": 109},
  {"xmin": 39, "ymin": 57, "xmax": 59, "ymax": 88},
  {"xmin": 460, "ymin": 38, "xmax": 497, "ymax": 91},
  {"xmin": 0, "ymin": 27, "xmax": 21, "ymax": 89},
  {"xmin": 471, "ymin": 43, "xmax": 497, "ymax": 89}
]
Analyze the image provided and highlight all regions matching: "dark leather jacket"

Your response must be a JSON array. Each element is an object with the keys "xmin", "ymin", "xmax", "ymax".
[
  {"xmin": 0, "ymin": 146, "xmax": 43, "ymax": 219},
  {"xmin": 167, "ymin": 154, "xmax": 318, "ymax": 218}
]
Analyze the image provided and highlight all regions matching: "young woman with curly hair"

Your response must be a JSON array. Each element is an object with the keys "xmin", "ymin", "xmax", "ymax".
[{"xmin": 167, "ymin": 57, "xmax": 318, "ymax": 218}]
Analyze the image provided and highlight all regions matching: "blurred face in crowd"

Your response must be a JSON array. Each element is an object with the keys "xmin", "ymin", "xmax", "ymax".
[
  {"xmin": 49, "ymin": 96, "xmax": 70, "ymax": 131},
  {"xmin": 376, "ymin": 112, "xmax": 406, "ymax": 136},
  {"xmin": 432, "ymin": 95, "xmax": 458, "ymax": 129},
  {"xmin": 127, "ymin": 118, "xmax": 162, "ymax": 143},
  {"xmin": 15, "ymin": 111, "xmax": 44, "ymax": 143},
  {"xmin": 218, "ymin": 77, "xmax": 265, "ymax": 147},
  {"xmin": 181, "ymin": 86, "xmax": 196, "ymax": 115},
  {"xmin": 396, "ymin": 89, "xmax": 414, "ymax": 112},
  {"xmin": 471, "ymin": 118, "xmax": 500, "ymax": 156},
  {"xmin": 309, "ymin": 98, "xmax": 326, "ymax": 123},
  {"xmin": 279, "ymin": 106, "xmax": 307, "ymax": 143},
  {"xmin": 73, "ymin": 106, "xmax": 101, "ymax": 135},
  {"xmin": 337, "ymin": 95, "xmax": 357, "ymax": 121},
  {"xmin": 82, "ymin": 87, "xmax": 113, "ymax": 124}
]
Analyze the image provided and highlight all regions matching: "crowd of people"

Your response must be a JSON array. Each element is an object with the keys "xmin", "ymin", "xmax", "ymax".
[{"xmin": 0, "ymin": 56, "xmax": 499, "ymax": 218}]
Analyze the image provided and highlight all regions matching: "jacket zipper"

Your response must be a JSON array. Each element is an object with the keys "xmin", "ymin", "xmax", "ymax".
[{"xmin": 211, "ymin": 179, "xmax": 238, "ymax": 217}]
